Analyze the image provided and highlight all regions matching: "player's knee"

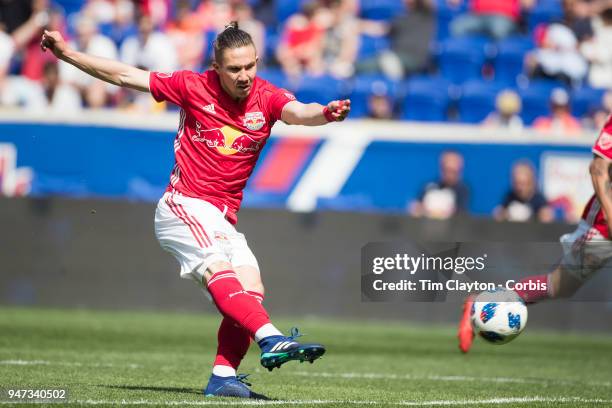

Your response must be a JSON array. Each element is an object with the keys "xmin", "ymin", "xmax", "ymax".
[
  {"xmin": 245, "ymin": 281, "xmax": 265, "ymax": 296},
  {"xmin": 202, "ymin": 260, "xmax": 234, "ymax": 282}
]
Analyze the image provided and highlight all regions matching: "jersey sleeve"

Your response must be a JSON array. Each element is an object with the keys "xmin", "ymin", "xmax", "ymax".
[
  {"xmin": 149, "ymin": 70, "xmax": 190, "ymax": 107},
  {"xmin": 594, "ymin": 117, "xmax": 612, "ymax": 161},
  {"xmin": 266, "ymin": 87, "xmax": 296, "ymax": 122}
]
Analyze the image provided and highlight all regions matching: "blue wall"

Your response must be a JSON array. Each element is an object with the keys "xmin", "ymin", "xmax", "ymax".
[
  {"xmin": 0, "ymin": 121, "xmax": 593, "ymax": 215},
  {"xmin": 341, "ymin": 141, "xmax": 591, "ymax": 214}
]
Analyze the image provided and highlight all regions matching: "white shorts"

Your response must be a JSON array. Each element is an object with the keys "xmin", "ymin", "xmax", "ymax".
[
  {"xmin": 560, "ymin": 220, "xmax": 612, "ymax": 281},
  {"xmin": 154, "ymin": 192, "xmax": 259, "ymax": 284}
]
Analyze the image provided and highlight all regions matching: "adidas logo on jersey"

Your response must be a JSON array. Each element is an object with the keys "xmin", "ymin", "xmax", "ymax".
[{"xmin": 203, "ymin": 104, "xmax": 216, "ymax": 114}]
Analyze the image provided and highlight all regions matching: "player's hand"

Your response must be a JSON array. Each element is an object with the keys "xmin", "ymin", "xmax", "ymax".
[
  {"xmin": 40, "ymin": 30, "xmax": 69, "ymax": 60},
  {"xmin": 325, "ymin": 99, "xmax": 351, "ymax": 122}
]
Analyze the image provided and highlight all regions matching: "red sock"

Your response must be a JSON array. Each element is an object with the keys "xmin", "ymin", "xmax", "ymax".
[
  {"xmin": 513, "ymin": 274, "xmax": 551, "ymax": 304},
  {"xmin": 213, "ymin": 291, "xmax": 264, "ymax": 370},
  {"xmin": 207, "ymin": 270, "xmax": 270, "ymax": 336}
]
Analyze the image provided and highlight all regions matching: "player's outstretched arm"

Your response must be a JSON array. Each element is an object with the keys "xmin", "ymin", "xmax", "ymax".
[
  {"xmin": 590, "ymin": 155, "xmax": 612, "ymax": 234},
  {"xmin": 40, "ymin": 30, "xmax": 150, "ymax": 93},
  {"xmin": 281, "ymin": 99, "xmax": 350, "ymax": 126}
]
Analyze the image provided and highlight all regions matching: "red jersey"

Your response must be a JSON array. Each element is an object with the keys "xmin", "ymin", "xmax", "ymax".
[
  {"xmin": 149, "ymin": 69, "xmax": 295, "ymax": 224},
  {"xmin": 471, "ymin": 0, "xmax": 520, "ymax": 21},
  {"xmin": 582, "ymin": 115, "xmax": 612, "ymax": 238}
]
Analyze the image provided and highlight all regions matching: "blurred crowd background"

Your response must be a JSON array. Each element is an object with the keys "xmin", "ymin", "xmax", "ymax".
[
  {"xmin": 0, "ymin": 0, "xmax": 611, "ymax": 132},
  {"xmin": 0, "ymin": 0, "xmax": 608, "ymax": 224}
]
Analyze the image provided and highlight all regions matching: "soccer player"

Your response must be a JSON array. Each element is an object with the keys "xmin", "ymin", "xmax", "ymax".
[
  {"xmin": 41, "ymin": 22, "xmax": 350, "ymax": 398},
  {"xmin": 458, "ymin": 117, "xmax": 612, "ymax": 353}
]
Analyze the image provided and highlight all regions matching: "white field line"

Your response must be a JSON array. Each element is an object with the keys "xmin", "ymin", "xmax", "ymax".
[
  {"xmin": 3, "ymin": 359, "xmax": 611, "ymax": 388},
  {"xmin": 1, "ymin": 397, "xmax": 612, "ymax": 406},
  {"xmin": 286, "ymin": 370, "xmax": 612, "ymax": 388},
  {"xmin": 0, "ymin": 360, "xmax": 141, "ymax": 369}
]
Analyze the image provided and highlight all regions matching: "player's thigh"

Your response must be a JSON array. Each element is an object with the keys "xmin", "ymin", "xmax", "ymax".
[
  {"xmin": 219, "ymin": 228, "xmax": 263, "ymax": 293},
  {"xmin": 155, "ymin": 193, "xmax": 230, "ymax": 285}
]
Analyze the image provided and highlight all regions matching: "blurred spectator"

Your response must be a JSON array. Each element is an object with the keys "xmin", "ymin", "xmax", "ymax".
[
  {"xmin": 0, "ymin": 25, "xmax": 15, "ymax": 105},
  {"xmin": 165, "ymin": 0, "xmax": 205, "ymax": 70},
  {"xmin": 494, "ymin": 160, "xmax": 553, "ymax": 223},
  {"xmin": 483, "ymin": 90, "xmax": 524, "ymax": 133},
  {"xmin": 0, "ymin": 0, "xmax": 37, "ymax": 34},
  {"xmin": 358, "ymin": 0, "xmax": 435, "ymax": 80},
  {"xmin": 120, "ymin": 13, "xmax": 177, "ymax": 72},
  {"xmin": 449, "ymin": 0, "xmax": 535, "ymax": 40},
  {"xmin": 192, "ymin": 0, "xmax": 234, "ymax": 33},
  {"xmin": 580, "ymin": 7, "xmax": 612, "ymax": 89},
  {"xmin": 21, "ymin": 6, "xmax": 65, "ymax": 82},
  {"xmin": 410, "ymin": 151, "xmax": 470, "ymax": 219},
  {"xmin": 527, "ymin": 23, "xmax": 588, "ymax": 86},
  {"xmin": 563, "ymin": 0, "xmax": 594, "ymax": 42},
  {"xmin": 39, "ymin": 61, "xmax": 81, "ymax": 113},
  {"xmin": 253, "ymin": 0, "xmax": 276, "ymax": 27},
  {"xmin": 533, "ymin": 88, "xmax": 582, "ymax": 135},
  {"xmin": 59, "ymin": 15, "xmax": 118, "ymax": 108},
  {"xmin": 82, "ymin": 0, "xmax": 116, "ymax": 25},
  {"xmin": 234, "ymin": 2, "xmax": 265, "ymax": 65},
  {"xmin": 586, "ymin": 89, "xmax": 612, "ymax": 130},
  {"xmin": 321, "ymin": 0, "xmax": 359, "ymax": 78},
  {"xmin": 142, "ymin": 0, "xmax": 171, "ymax": 28},
  {"xmin": 368, "ymin": 82, "xmax": 393, "ymax": 120},
  {"xmin": 98, "ymin": 0, "xmax": 138, "ymax": 48},
  {"xmin": 276, "ymin": 1, "xmax": 326, "ymax": 78}
]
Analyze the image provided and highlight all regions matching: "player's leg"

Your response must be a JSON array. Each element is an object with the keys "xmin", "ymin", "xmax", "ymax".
[
  {"xmin": 206, "ymin": 265, "xmax": 264, "ymax": 397},
  {"xmin": 457, "ymin": 293, "xmax": 476, "ymax": 353},
  {"xmin": 155, "ymin": 194, "xmax": 270, "ymax": 398},
  {"xmin": 211, "ymin": 265, "xmax": 264, "ymax": 379},
  {"xmin": 205, "ymin": 260, "xmax": 323, "ymax": 363},
  {"xmin": 229, "ymin": 233, "xmax": 326, "ymax": 371}
]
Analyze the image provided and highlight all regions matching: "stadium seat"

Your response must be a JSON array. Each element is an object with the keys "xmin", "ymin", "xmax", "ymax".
[
  {"xmin": 264, "ymin": 27, "xmax": 280, "ymax": 62},
  {"xmin": 401, "ymin": 76, "xmax": 451, "ymax": 122},
  {"xmin": 358, "ymin": 35, "xmax": 391, "ymax": 60},
  {"xmin": 348, "ymin": 75, "xmax": 401, "ymax": 118},
  {"xmin": 359, "ymin": 0, "xmax": 405, "ymax": 21},
  {"xmin": 436, "ymin": 36, "xmax": 490, "ymax": 84},
  {"xmin": 276, "ymin": 0, "xmax": 306, "ymax": 23},
  {"xmin": 258, "ymin": 68, "xmax": 288, "ymax": 89},
  {"xmin": 494, "ymin": 36, "xmax": 534, "ymax": 86},
  {"xmin": 571, "ymin": 87, "xmax": 606, "ymax": 118},
  {"xmin": 457, "ymin": 80, "xmax": 506, "ymax": 123},
  {"xmin": 527, "ymin": 0, "xmax": 564, "ymax": 31},
  {"xmin": 517, "ymin": 80, "xmax": 563, "ymax": 124},
  {"xmin": 290, "ymin": 74, "xmax": 346, "ymax": 104},
  {"xmin": 435, "ymin": 0, "xmax": 468, "ymax": 41}
]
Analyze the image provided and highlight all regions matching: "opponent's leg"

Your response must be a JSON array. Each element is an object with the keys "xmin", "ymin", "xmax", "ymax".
[{"xmin": 457, "ymin": 294, "xmax": 475, "ymax": 354}]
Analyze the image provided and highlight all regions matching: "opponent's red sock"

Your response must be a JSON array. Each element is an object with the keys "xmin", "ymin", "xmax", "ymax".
[
  {"xmin": 513, "ymin": 274, "xmax": 551, "ymax": 304},
  {"xmin": 207, "ymin": 270, "xmax": 270, "ymax": 336},
  {"xmin": 213, "ymin": 291, "xmax": 264, "ymax": 372}
]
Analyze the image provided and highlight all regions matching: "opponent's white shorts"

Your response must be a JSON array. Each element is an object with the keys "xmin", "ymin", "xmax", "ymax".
[
  {"xmin": 154, "ymin": 192, "xmax": 259, "ymax": 284},
  {"xmin": 560, "ymin": 220, "xmax": 612, "ymax": 281}
]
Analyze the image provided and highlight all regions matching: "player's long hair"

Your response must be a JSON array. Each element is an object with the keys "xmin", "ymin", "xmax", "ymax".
[{"xmin": 213, "ymin": 21, "xmax": 255, "ymax": 64}]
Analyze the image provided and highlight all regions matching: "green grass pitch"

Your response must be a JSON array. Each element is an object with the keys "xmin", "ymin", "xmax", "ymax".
[{"xmin": 0, "ymin": 307, "xmax": 611, "ymax": 407}]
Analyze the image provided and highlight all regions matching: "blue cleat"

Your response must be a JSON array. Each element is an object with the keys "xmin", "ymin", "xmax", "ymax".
[
  {"xmin": 204, "ymin": 374, "xmax": 269, "ymax": 399},
  {"xmin": 258, "ymin": 327, "xmax": 325, "ymax": 371}
]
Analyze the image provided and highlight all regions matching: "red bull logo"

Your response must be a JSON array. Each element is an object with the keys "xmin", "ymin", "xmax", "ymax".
[
  {"xmin": 243, "ymin": 111, "xmax": 265, "ymax": 131},
  {"xmin": 192, "ymin": 122, "xmax": 260, "ymax": 156}
]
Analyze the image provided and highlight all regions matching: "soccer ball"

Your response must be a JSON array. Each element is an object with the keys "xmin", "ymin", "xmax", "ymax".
[{"xmin": 470, "ymin": 289, "xmax": 528, "ymax": 345}]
